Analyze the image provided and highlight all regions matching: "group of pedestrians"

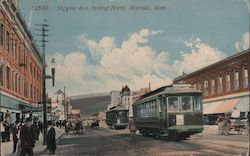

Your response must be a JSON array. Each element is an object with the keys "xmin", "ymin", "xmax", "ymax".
[
  {"xmin": 65, "ymin": 120, "xmax": 84, "ymax": 135},
  {"xmin": 1, "ymin": 115, "xmax": 58, "ymax": 156}
]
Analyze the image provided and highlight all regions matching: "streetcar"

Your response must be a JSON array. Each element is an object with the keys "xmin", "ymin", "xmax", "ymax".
[
  {"xmin": 133, "ymin": 84, "xmax": 203, "ymax": 140},
  {"xmin": 106, "ymin": 105, "xmax": 129, "ymax": 129}
]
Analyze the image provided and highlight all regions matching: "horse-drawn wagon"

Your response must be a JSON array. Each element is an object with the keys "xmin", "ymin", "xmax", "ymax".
[{"xmin": 216, "ymin": 116, "xmax": 249, "ymax": 135}]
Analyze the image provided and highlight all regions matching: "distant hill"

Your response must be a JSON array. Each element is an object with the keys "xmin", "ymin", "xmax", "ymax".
[{"xmin": 69, "ymin": 93, "xmax": 110, "ymax": 118}]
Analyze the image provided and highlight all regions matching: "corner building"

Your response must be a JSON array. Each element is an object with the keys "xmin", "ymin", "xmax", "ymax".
[
  {"xmin": 0, "ymin": 0, "xmax": 43, "ymax": 123},
  {"xmin": 173, "ymin": 49, "xmax": 250, "ymax": 124}
]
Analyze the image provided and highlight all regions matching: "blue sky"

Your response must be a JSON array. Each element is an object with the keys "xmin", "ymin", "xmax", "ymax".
[{"xmin": 19, "ymin": 0, "xmax": 249, "ymax": 95}]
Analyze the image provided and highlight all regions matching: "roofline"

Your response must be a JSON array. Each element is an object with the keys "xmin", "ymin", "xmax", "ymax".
[{"xmin": 173, "ymin": 49, "xmax": 250, "ymax": 82}]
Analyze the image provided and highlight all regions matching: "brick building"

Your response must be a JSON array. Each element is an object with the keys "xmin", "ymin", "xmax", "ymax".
[
  {"xmin": 0, "ymin": 0, "xmax": 43, "ymax": 123},
  {"xmin": 173, "ymin": 49, "xmax": 249, "ymax": 124}
]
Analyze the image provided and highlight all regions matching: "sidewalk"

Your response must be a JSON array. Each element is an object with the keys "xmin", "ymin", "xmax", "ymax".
[{"xmin": 0, "ymin": 127, "xmax": 65, "ymax": 156}]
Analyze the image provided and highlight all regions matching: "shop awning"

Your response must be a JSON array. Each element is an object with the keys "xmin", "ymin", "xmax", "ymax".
[
  {"xmin": 213, "ymin": 98, "xmax": 240, "ymax": 114},
  {"xmin": 203, "ymin": 101, "xmax": 224, "ymax": 114},
  {"xmin": 235, "ymin": 96, "xmax": 249, "ymax": 112}
]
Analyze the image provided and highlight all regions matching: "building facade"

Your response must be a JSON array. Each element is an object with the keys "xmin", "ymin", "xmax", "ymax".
[
  {"xmin": 107, "ymin": 90, "xmax": 120, "ymax": 110},
  {"xmin": 0, "ymin": 0, "xmax": 43, "ymax": 123},
  {"xmin": 173, "ymin": 49, "xmax": 250, "ymax": 124}
]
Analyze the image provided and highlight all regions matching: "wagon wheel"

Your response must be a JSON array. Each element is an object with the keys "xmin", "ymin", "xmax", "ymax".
[{"xmin": 218, "ymin": 125, "xmax": 223, "ymax": 135}]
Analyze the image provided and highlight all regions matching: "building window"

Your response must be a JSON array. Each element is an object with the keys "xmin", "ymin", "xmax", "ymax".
[
  {"xmin": 198, "ymin": 80, "xmax": 202, "ymax": 91},
  {"xmin": 13, "ymin": 40, "xmax": 16, "ymax": 60},
  {"xmin": 243, "ymin": 64, "xmax": 248, "ymax": 88},
  {"xmin": 0, "ymin": 64, "xmax": 3, "ymax": 86},
  {"xmin": 18, "ymin": 76, "xmax": 21, "ymax": 94},
  {"xmin": 24, "ymin": 80, "xmax": 27, "ymax": 97},
  {"xmin": 217, "ymin": 74, "xmax": 222, "ymax": 94},
  {"xmin": 225, "ymin": 71, "xmax": 230, "ymax": 92},
  {"xmin": 30, "ymin": 63, "xmax": 32, "ymax": 75},
  {"xmin": 30, "ymin": 84, "xmax": 33, "ymax": 100},
  {"xmin": 12, "ymin": 71, "xmax": 15, "ymax": 91},
  {"xmin": 204, "ymin": 80, "xmax": 208, "ymax": 96},
  {"xmin": 234, "ymin": 67, "xmax": 239, "ymax": 90},
  {"xmin": 6, "ymin": 66, "xmax": 10, "ymax": 89},
  {"xmin": 0, "ymin": 24, "xmax": 3, "ymax": 47},
  {"xmin": 15, "ymin": 73, "xmax": 18, "ymax": 92},
  {"xmin": 211, "ymin": 78, "xmax": 215, "ymax": 95},
  {"xmin": 6, "ymin": 31, "xmax": 10, "ymax": 51}
]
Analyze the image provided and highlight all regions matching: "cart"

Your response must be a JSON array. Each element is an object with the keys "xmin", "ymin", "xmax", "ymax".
[{"xmin": 216, "ymin": 116, "xmax": 249, "ymax": 135}]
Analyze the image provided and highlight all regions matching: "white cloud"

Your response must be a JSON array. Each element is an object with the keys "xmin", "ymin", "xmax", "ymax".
[
  {"xmin": 173, "ymin": 37, "xmax": 226, "ymax": 74},
  {"xmin": 235, "ymin": 32, "xmax": 250, "ymax": 52},
  {"xmin": 47, "ymin": 30, "xmax": 227, "ymax": 96}
]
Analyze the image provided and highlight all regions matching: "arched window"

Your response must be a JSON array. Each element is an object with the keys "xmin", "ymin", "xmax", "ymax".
[
  {"xmin": 0, "ymin": 63, "xmax": 3, "ymax": 86},
  {"xmin": 225, "ymin": 70, "xmax": 230, "ymax": 92},
  {"xmin": 234, "ymin": 67, "xmax": 239, "ymax": 90},
  {"xmin": 0, "ymin": 24, "xmax": 3, "ymax": 47},
  {"xmin": 242, "ymin": 64, "xmax": 248, "ymax": 88},
  {"xmin": 210, "ymin": 77, "xmax": 215, "ymax": 95},
  {"xmin": 6, "ymin": 66, "xmax": 10, "ymax": 89},
  {"xmin": 217, "ymin": 73, "xmax": 222, "ymax": 94},
  {"xmin": 18, "ymin": 76, "xmax": 21, "ymax": 94},
  {"xmin": 15, "ymin": 73, "xmax": 18, "ymax": 92},
  {"xmin": 204, "ymin": 80, "xmax": 208, "ymax": 96},
  {"xmin": 12, "ymin": 71, "xmax": 15, "ymax": 91},
  {"xmin": 6, "ymin": 31, "xmax": 10, "ymax": 51}
]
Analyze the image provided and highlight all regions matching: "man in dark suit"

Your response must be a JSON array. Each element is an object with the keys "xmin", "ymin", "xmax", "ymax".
[
  {"xmin": 20, "ymin": 117, "xmax": 35, "ymax": 156},
  {"xmin": 11, "ymin": 121, "xmax": 19, "ymax": 153},
  {"xmin": 47, "ymin": 122, "xmax": 56, "ymax": 155}
]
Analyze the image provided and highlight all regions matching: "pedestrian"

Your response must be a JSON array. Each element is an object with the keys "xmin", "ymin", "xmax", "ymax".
[
  {"xmin": 128, "ymin": 116, "xmax": 137, "ymax": 143},
  {"xmin": 32, "ymin": 117, "xmax": 40, "ymax": 141},
  {"xmin": 231, "ymin": 107, "xmax": 240, "ymax": 120},
  {"xmin": 47, "ymin": 122, "xmax": 56, "ymax": 155},
  {"xmin": 65, "ymin": 122, "xmax": 69, "ymax": 135},
  {"xmin": 11, "ymin": 121, "xmax": 19, "ymax": 153},
  {"xmin": 20, "ymin": 117, "xmax": 35, "ymax": 156}
]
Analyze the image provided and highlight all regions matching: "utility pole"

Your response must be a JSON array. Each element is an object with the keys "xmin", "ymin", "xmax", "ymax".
[
  {"xmin": 34, "ymin": 19, "xmax": 52, "ymax": 145},
  {"xmin": 63, "ymin": 86, "xmax": 67, "ymax": 120}
]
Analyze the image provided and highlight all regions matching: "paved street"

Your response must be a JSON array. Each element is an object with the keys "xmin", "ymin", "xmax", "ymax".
[{"xmin": 38, "ymin": 126, "xmax": 249, "ymax": 156}]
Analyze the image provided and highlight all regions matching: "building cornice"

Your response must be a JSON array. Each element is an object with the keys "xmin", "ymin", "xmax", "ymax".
[
  {"xmin": 203, "ymin": 91, "xmax": 250, "ymax": 103},
  {"xmin": 174, "ymin": 49, "xmax": 250, "ymax": 82},
  {"xmin": 0, "ymin": 0, "xmax": 43, "ymax": 67}
]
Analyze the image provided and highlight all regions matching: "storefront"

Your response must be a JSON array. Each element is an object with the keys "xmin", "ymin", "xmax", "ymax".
[
  {"xmin": 0, "ymin": 94, "xmax": 41, "ymax": 123},
  {"xmin": 203, "ymin": 96, "xmax": 249, "ymax": 124}
]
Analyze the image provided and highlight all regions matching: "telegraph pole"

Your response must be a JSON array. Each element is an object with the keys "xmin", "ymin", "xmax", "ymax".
[{"xmin": 34, "ymin": 20, "xmax": 50, "ymax": 145}]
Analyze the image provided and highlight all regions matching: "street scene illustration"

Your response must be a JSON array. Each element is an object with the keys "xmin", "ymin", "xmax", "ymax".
[{"xmin": 0, "ymin": 0, "xmax": 249, "ymax": 155}]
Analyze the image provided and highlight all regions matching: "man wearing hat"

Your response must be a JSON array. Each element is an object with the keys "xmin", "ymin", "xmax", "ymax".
[
  {"xmin": 11, "ymin": 121, "xmax": 19, "ymax": 153},
  {"xmin": 20, "ymin": 117, "xmax": 35, "ymax": 156}
]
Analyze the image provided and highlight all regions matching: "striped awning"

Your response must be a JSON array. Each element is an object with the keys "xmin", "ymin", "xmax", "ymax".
[
  {"xmin": 235, "ymin": 96, "xmax": 249, "ymax": 112},
  {"xmin": 203, "ymin": 101, "xmax": 224, "ymax": 114},
  {"xmin": 213, "ymin": 98, "xmax": 240, "ymax": 114}
]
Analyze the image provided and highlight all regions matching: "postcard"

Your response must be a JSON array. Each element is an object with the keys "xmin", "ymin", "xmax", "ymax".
[{"xmin": 0, "ymin": 0, "xmax": 249, "ymax": 155}]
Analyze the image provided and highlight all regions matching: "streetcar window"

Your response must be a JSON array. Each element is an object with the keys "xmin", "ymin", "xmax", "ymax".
[
  {"xmin": 168, "ymin": 97, "xmax": 179, "ymax": 112},
  {"xmin": 193, "ymin": 96, "xmax": 202, "ymax": 111},
  {"xmin": 181, "ymin": 96, "xmax": 191, "ymax": 112}
]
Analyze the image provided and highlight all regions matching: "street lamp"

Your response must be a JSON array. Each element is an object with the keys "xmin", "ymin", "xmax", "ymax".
[{"xmin": 42, "ymin": 57, "xmax": 56, "ymax": 145}]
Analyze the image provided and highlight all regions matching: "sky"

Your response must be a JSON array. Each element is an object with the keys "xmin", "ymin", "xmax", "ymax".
[{"xmin": 19, "ymin": 0, "xmax": 250, "ymax": 96}]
